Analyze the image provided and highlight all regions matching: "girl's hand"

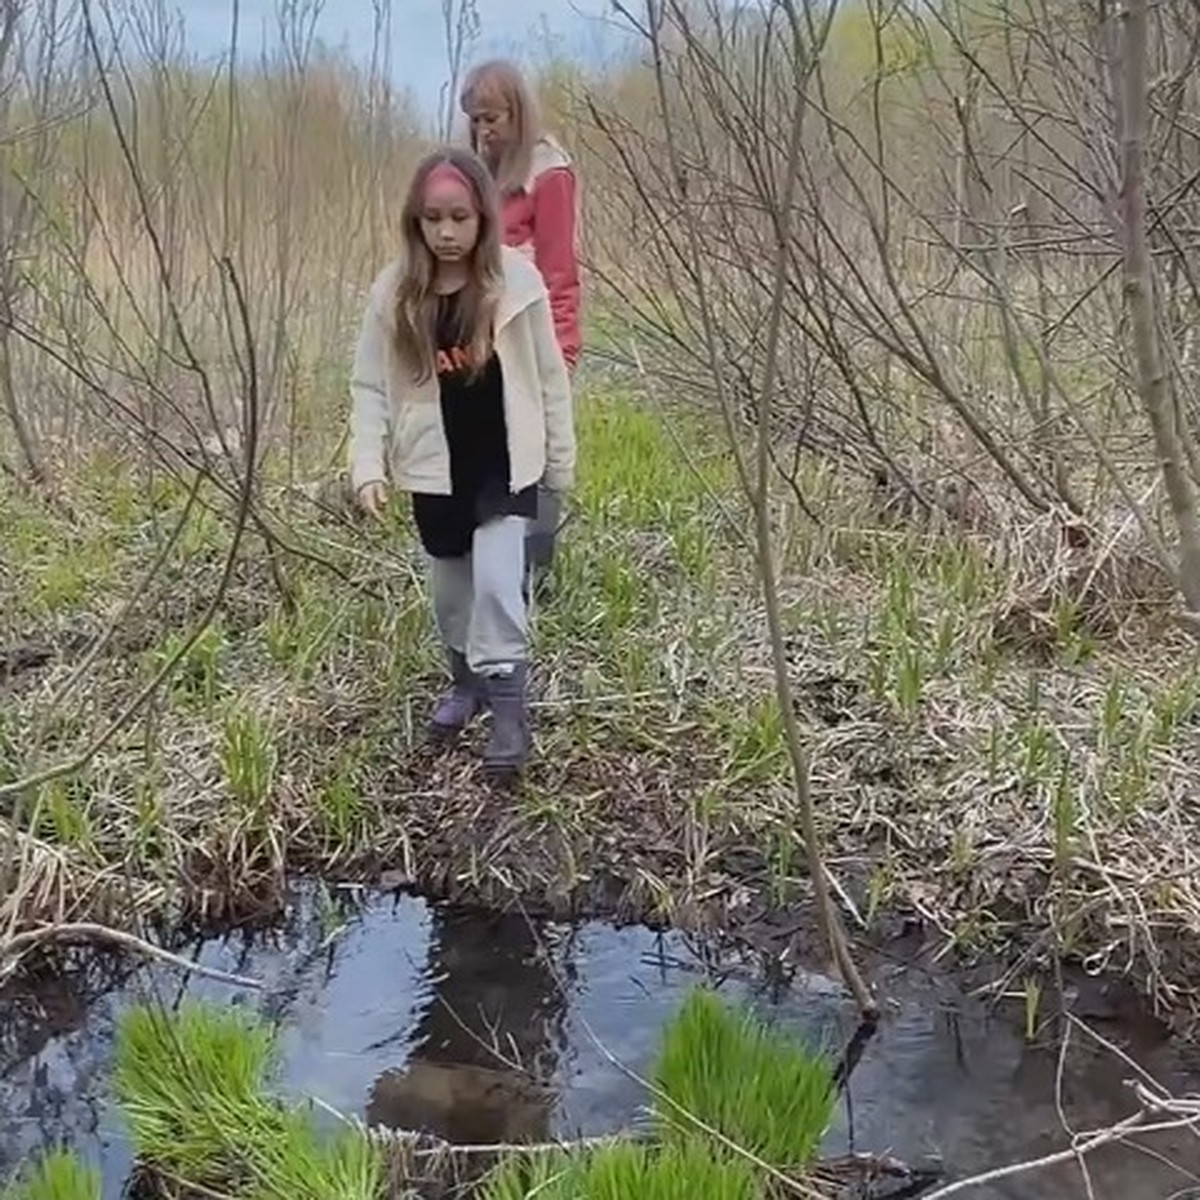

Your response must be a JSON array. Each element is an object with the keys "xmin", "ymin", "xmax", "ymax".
[{"xmin": 356, "ymin": 480, "xmax": 389, "ymax": 519}]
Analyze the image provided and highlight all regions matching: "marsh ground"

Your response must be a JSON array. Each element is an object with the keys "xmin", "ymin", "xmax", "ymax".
[{"xmin": 4, "ymin": 373, "xmax": 1199, "ymax": 1028}]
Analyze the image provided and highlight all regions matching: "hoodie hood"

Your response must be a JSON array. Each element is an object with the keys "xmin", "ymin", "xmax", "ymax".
[{"xmin": 525, "ymin": 135, "xmax": 572, "ymax": 191}]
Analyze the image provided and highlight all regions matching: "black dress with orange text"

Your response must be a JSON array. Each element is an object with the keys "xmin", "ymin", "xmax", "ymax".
[{"xmin": 411, "ymin": 291, "xmax": 537, "ymax": 559}]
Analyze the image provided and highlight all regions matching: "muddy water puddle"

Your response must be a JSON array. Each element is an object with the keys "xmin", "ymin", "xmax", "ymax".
[{"xmin": 2, "ymin": 885, "xmax": 1199, "ymax": 1198}]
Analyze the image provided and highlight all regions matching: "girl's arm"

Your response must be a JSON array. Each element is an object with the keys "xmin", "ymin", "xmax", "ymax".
[
  {"xmin": 348, "ymin": 295, "xmax": 390, "ymax": 492},
  {"xmin": 529, "ymin": 292, "xmax": 576, "ymax": 493},
  {"xmin": 531, "ymin": 166, "xmax": 582, "ymax": 370}
]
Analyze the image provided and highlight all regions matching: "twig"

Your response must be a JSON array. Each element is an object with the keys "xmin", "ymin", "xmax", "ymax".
[
  {"xmin": 919, "ymin": 1108, "xmax": 1200, "ymax": 1199},
  {"xmin": 415, "ymin": 1131, "xmax": 638, "ymax": 1160},
  {"xmin": 1064, "ymin": 1013, "xmax": 1172, "ymax": 1102},
  {"xmin": 147, "ymin": 1165, "xmax": 239, "ymax": 1200},
  {"xmin": 340, "ymin": 1098, "xmax": 928, "ymax": 1186},
  {"xmin": 312, "ymin": 1094, "xmax": 639, "ymax": 1158},
  {"xmin": 0, "ymin": 922, "xmax": 264, "ymax": 990}
]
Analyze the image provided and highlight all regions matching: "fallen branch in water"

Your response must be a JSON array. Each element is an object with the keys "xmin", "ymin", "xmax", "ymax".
[
  {"xmin": 309, "ymin": 1093, "xmax": 644, "ymax": 1158},
  {"xmin": 346, "ymin": 1106, "xmax": 932, "ymax": 1196},
  {"xmin": 918, "ymin": 1081, "xmax": 1200, "ymax": 1199},
  {"xmin": 0, "ymin": 922, "xmax": 265, "ymax": 990},
  {"xmin": 411, "ymin": 1131, "xmax": 640, "ymax": 1160}
]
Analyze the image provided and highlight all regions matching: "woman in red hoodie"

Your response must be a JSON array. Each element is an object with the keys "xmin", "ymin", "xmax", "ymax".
[{"xmin": 461, "ymin": 60, "xmax": 581, "ymax": 601}]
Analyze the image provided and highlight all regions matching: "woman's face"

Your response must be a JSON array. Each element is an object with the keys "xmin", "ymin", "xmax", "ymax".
[{"xmin": 465, "ymin": 84, "xmax": 513, "ymax": 165}]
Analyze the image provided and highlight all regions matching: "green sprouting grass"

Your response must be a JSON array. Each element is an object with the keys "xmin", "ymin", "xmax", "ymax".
[
  {"xmin": 533, "ymin": 388, "xmax": 738, "ymax": 704},
  {"xmin": 1, "ymin": 1150, "xmax": 101, "ymax": 1200},
  {"xmin": 104, "ymin": 990, "xmax": 828, "ymax": 1200},
  {"xmin": 243, "ymin": 1110, "xmax": 382, "ymax": 1200},
  {"xmin": 479, "ymin": 1142, "xmax": 760, "ymax": 1200},
  {"xmin": 145, "ymin": 622, "xmax": 229, "ymax": 710},
  {"xmin": 108, "ymin": 993, "xmax": 805, "ymax": 1199},
  {"xmin": 573, "ymin": 391, "xmax": 734, "ymax": 533},
  {"xmin": 6, "ymin": 371, "xmax": 1200, "ymax": 1013},
  {"xmin": 33, "ymin": 776, "xmax": 97, "ymax": 852},
  {"xmin": 712, "ymin": 696, "xmax": 788, "ymax": 790},
  {"xmin": 12, "ymin": 526, "xmax": 121, "ymax": 618},
  {"xmin": 479, "ymin": 984, "xmax": 831, "ymax": 1195},
  {"xmin": 265, "ymin": 590, "xmax": 339, "ymax": 680},
  {"xmin": 218, "ymin": 707, "xmax": 278, "ymax": 811},
  {"xmin": 114, "ymin": 1003, "xmax": 279, "ymax": 1179},
  {"xmin": 0, "ymin": 471, "xmax": 131, "ymax": 621},
  {"xmin": 652, "ymin": 988, "xmax": 834, "ymax": 1169},
  {"xmin": 113, "ymin": 1003, "xmax": 382, "ymax": 1200},
  {"xmin": 314, "ymin": 746, "xmax": 373, "ymax": 848}
]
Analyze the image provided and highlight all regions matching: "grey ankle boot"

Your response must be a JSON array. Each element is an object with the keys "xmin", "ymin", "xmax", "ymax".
[
  {"xmin": 427, "ymin": 648, "xmax": 483, "ymax": 742},
  {"xmin": 482, "ymin": 664, "xmax": 531, "ymax": 783}
]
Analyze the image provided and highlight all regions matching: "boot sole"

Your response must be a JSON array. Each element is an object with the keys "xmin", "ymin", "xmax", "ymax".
[
  {"xmin": 425, "ymin": 703, "xmax": 486, "ymax": 747},
  {"xmin": 483, "ymin": 764, "xmax": 523, "ymax": 789},
  {"xmin": 482, "ymin": 743, "xmax": 531, "ymax": 787},
  {"xmin": 426, "ymin": 718, "xmax": 481, "ymax": 746}
]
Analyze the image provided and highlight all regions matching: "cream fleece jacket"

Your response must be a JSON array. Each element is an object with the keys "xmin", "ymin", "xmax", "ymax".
[{"xmin": 348, "ymin": 246, "xmax": 576, "ymax": 497}]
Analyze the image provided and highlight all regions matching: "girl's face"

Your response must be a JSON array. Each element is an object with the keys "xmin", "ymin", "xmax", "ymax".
[
  {"xmin": 419, "ymin": 172, "xmax": 480, "ymax": 264},
  {"xmin": 465, "ymin": 85, "xmax": 513, "ymax": 164}
]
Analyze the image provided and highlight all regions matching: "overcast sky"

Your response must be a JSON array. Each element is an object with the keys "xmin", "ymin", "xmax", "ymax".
[{"xmin": 175, "ymin": 1, "xmax": 626, "ymax": 113}]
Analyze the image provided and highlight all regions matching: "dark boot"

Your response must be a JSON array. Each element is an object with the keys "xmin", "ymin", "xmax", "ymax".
[
  {"xmin": 482, "ymin": 664, "xmax": 531, "ymax": 784},
  {"xmin": 427, "ymin": 648, "xmax": 483, "ymax": 743}
]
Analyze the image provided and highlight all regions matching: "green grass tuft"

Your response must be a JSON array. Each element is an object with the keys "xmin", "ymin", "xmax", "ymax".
[
  {"xmin": 146, "ymin": 623, "xmax": 228, "ymax": 710},
  {"xmin": 1, "ymin": 1150, "xmax": 101, "ymax": 1200},
  {"xmin": 652, "ymin": 988, "xmax": 834, "ymax": 1169},
  {"xmin": 480, "ymin": 1141, "xmax": 760, "ymax": 1200},
  {"xmin": 114, "ymin": 1003, "xmax": 278, "ymax": 1178},
  {"xmin": 108, "ymin": 991, "xmax": 827, "ymax": 1200},
  {"xmin": 114, "ymin": 1003, "xmax": 382, "ymax": 1200},
  {"xmin": 218, "ymin": 708, "xmax": 278, "ymax": 810},
  {"xmin": 243, "ymin": 1108, "xmax": 382, "ymax": 1200}
]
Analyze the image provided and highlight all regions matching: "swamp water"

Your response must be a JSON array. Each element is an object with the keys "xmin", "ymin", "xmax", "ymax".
[{"xmin": 2, "ymin": 885, "xmax": 1199, "ymax": 1199}]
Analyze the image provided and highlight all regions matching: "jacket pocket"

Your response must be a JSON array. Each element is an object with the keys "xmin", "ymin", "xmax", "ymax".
[{"xmin": 392, "ymin": 399, "xmax": 447, "ymax": 485}]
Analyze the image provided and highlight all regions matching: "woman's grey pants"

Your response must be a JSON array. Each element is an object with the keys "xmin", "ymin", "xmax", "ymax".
[
  {"xmin": 430, "ymin": 515, "xmax": 528, "ymax": 676},
  {"xmin": 525, "ymin": 484, "xmax": 561, "ymax": 592}
]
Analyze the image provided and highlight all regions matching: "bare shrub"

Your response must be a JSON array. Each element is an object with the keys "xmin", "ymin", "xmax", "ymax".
[{"xmin": 573, "ymin": 0, "xmax": 1200, "ymax": 627}]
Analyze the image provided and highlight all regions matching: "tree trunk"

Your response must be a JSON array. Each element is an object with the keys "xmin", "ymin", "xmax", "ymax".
[{"xmin": 1119, "ymin": 0, "xmax": 1200, "ymax": 613}]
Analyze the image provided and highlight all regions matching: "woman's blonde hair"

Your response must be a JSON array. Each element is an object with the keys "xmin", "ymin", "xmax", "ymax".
[
  {"xmin": 393, "ymin": 147, "xmax": 503, "ymax": 384},
  {"xmin": 460, "ymin": 59, "xmax": 540, "ymax": 195}
]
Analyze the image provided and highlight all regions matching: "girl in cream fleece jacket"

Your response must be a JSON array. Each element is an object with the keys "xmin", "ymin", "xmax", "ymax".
[{"xmin": 349, "ymin": 147, "xmax": 575, "ymax": 785}]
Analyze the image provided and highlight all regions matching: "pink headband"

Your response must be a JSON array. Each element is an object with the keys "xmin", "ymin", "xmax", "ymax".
[{"xmin": 424, "ymin": 162, "xmax": 474, "ymax": 203}]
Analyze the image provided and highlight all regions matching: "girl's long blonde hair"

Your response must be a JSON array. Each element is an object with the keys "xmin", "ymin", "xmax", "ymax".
[
  {"xmin": 393, "ymin": 148, "xmax": 503, "ymax": 384},
  {"xmin": 460, "ymin": 59, "xmax": 540, "ymax": 195}
]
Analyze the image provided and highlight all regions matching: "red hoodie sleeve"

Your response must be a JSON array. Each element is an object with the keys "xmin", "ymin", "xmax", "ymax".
[{"xmin": 531, "ymin": 166, "xmax": 582, "ymax": 369}]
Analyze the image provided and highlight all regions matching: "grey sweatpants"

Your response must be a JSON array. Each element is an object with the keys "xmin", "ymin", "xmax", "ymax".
[
  {"xmin": 430, "ymin": 515, "xmax": 528, "ymax": 676},
  {"xmin": 525, "ymin": 484, "xmax": 562, "ymax": 574}
]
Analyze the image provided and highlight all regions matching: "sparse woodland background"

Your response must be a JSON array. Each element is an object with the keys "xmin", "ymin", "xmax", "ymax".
[
  {"xmin": 4, "ymin": 0, "xmax": 1200, "ymax": 1021},
  {"xmin": 7, "ymin": 0, "xmax": 1200, "ymax": 618}
]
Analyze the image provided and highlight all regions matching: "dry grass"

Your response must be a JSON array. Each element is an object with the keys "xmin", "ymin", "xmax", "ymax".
[
  {"xmin": 3, "ymin": 371, "xmax": 1200, "ymax": 1028},
  {"xmin": 2, "ymin": 4, "xmax": 1200, "ymax": 1036}
]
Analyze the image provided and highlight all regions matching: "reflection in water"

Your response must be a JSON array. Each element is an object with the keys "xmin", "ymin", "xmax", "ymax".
[
  {"xmin": 366, "ymin": 907, "xmax": 572, "ymax": 1146},
  {"xmin": 0, "ymin": 949, "xmax": 136, "ymax": 1176},
  {"xmin": 0, "ymin": 888, "xmax": 1199, "ymax": 1200},
  {"xmin": 825, "ymin": 971, "xmax": 1200, "ymax": 1199}
]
